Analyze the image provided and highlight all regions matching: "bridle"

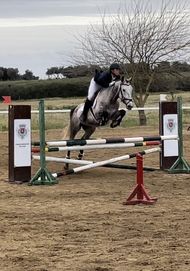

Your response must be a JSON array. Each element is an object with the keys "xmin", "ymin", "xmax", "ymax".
[{"xmin": 118, "ymin": 82, "xmax": 133, "ymax": 105}]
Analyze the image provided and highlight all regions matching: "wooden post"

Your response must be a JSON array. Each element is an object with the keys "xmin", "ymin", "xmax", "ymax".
[
  {"xmin": 159, "ymin": 101, "xmax": 178, "ymax": 169},
  {"xmin": 9, "ymin": 105, "xmax": 31, "ymax": 183}
]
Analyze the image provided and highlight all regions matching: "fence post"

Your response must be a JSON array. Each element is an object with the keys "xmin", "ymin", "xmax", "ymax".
[
  {"xmin": 168, "ymin": 97, "xmax": 190, "ymax": 173},
  {"xmin": 123, "ymin": 154, "xmax": 157, "ymax": 205},
  {"xmin": 9, "ymin": 105, "xmax": 31, "ymax": 183},
  {"xmin": 159, "ymin": 99, "xmax": 178, "ymax": 169},
  {"xmin": 29, "ymin": 100, "xmax": 58, "ymax": 185}
]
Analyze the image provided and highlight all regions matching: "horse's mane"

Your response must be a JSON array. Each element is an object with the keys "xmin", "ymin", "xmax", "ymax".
[
  {"xmin": 94, "ymin": 79, "xmax": 121, "ymax": 105},
  {"xmin": 110, "ymin": 80, "xmax": 121, "ymax": 102},
  {"xmin": 100, "ymin": 79, "xmax": 121, "ymax": 93}
]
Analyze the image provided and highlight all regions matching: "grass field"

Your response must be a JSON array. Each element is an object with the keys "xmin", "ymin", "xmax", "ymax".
[{"xmin": 0, "ymin": 92, "xmax": 190, "ymax": 131}]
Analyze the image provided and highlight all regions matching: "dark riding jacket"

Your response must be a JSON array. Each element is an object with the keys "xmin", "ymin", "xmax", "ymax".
[{"xmin": 94, "ymin": 70, "xmax": 120, "ymax": 88}]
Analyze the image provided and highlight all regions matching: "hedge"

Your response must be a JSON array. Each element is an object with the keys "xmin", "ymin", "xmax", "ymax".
[
  {"xmin": 0, "ymin": 77, "xmax": 90, "ymax": 100},
  {"xmin": 0, "ymin": 74, "xmax": 190, "ymax": 101}
]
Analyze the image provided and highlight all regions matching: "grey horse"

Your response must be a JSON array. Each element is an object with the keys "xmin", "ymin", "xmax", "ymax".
[{"xmin": 65, "ymin": 77, "xmax": 133, "ymax": 162}]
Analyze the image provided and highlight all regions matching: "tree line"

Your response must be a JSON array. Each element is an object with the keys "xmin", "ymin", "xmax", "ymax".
[
  {"xmin": 1, "ymin": 61, "xmax": 190, "ymax": 97},
  {"xmin": 46, "ymin": 61, "xmax": 190, "ymax": 80},
  {"xmin": 0, "ymin": 67, "xmax": 39, "ymax": 81},
  {"xmin": 1, "ymin": 61, "xmax": 190, "ymax": 83}
]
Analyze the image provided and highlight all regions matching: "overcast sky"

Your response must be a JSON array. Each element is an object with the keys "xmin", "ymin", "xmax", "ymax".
[{"xmin": 0, "ymin": 0, "xmax": 188, "ymax": 78}]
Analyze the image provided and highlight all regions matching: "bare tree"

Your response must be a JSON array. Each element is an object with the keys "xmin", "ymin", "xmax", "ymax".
[{"xmin": 73, "ymin": 0, "xmax": 190, "ymax": 125}]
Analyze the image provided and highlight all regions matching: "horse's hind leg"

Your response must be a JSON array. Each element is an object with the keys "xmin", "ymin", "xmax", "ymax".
[
  {"xmin": 64, "ymin": 119, "xmax": 81, "ymax": 170},
  {"xmin": 77, "ymin": 126, "xmax": 96, "ymax": 160}
]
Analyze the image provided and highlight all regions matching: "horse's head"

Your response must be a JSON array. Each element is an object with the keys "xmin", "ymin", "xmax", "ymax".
[{"xmin": 118, "ymin": 77, "xmax": 133, "ymax": 110}]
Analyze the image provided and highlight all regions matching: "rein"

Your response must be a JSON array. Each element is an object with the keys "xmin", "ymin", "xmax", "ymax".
[{"xmin": 110, "ymin": 83, "xmax": 120, "ymax": 103}]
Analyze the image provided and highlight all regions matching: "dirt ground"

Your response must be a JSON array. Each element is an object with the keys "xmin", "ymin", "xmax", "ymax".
[{"xmin": 0, "ymin": 126, "xmax": 190, "ymax": 271}]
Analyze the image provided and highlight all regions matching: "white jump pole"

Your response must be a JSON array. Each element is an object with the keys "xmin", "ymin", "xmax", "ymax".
[
  {"xmin": 33, "ymin": 155, "xmax": 92, "ymax": 165},
  {"xmin": 52, "ymin": 147, "xmax": 161, "ymax": 178}
]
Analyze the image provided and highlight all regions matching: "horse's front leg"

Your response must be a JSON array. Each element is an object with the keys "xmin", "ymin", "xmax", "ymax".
[
  {"xmin": 77, "ymin": 150, "xmax": 84, "ymax": 160},
  {"xmin": 110, "ymin": 109, "xmax": 126, "ymax": 128},
  {"xmin": 64, "ymin": 150, "xmax": 71, "ymax": 170}
]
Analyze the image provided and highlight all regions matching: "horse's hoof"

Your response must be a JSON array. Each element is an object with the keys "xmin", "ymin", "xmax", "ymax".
[
  {"xmin": 110, "ymin": 122, "xmax": 118, "ymax": 128},
  {"xmin": 99, "ymin": 121, "xmax": 105, "ymax": 126},
  {"xmin": 110, "ymin": 117, "xmax": 122, "ymax": 128},
  {"xmin": 64, "ymin": 164, "xmax": 69, "ymax": 170},
  {"xmin": 77, "ymin": 154, "xmax": 83, "ymax": 160}
]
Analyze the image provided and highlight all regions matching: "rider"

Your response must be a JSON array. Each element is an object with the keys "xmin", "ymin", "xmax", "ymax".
[{"xmin": 80, "ymin": 63, "xmax": 121, "ymax": 123}]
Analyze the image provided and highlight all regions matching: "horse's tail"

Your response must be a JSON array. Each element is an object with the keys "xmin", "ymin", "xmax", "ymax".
[{"xmin": 61, "ymin": 106, "xmax": 76, "ymax": 140}]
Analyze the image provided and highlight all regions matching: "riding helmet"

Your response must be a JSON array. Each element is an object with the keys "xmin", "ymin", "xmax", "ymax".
[{"xmin": 110, "ymin": 63, "xmax": 121, "ymax": 70}]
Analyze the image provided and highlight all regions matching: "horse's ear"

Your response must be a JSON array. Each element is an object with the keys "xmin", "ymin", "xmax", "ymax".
[
  {"xmin": 121, "ymin": 76, "xmax": 124, "ymax": 82},
  {"xmin": 126, "ymin": 77, "xmax": 132, "ymax": 82}
]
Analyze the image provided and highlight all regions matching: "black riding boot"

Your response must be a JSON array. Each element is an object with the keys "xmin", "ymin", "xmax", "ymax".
[{"xmin": 80, "ymin": 99, "xmax": 93, "ymax": 122}]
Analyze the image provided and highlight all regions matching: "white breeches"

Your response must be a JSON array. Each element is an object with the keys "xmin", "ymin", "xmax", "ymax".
[{"xmin": 87, "ymin": 78, "xmax": 102, "ymax": 101}]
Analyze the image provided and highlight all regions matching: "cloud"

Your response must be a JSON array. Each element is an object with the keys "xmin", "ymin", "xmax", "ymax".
[
  {"xmin": 0, "ymin": 16, "xmax": 102, "ymax": 28},
  {"xmin": 1, "ymin": 0, "xmax": 188, "ymax": 19},
  {"xmin": 0, "ymin": 0, "xmax": 125, "ymax": 18}
]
